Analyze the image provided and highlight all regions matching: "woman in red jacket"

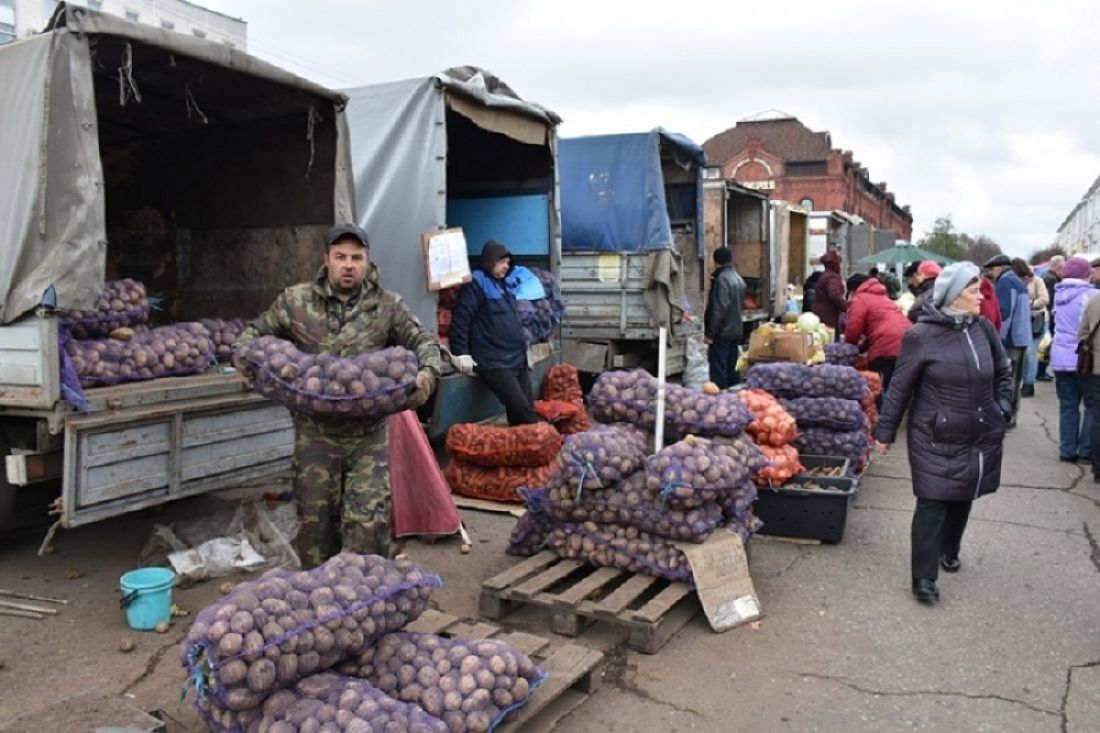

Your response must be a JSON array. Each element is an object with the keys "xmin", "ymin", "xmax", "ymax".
[{"xmin": 845, "ymin": 276, "xmax": 913, "ymax": 405}]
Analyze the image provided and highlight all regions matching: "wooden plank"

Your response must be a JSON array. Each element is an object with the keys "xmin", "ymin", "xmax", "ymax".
[
  {"xmin": 445, "ymin": 621, "xmax": 500, "ymax": 641},
  {"xmin": 451, "ymin": 495, "xmax": 526, "ymax": 517},
  {"xmin": 627, "ymin": 595, "xmax": 699, "ymax": 655},
  {"xmin": 492, "ymin": 631, "xmax": 550, "ymax": 658},
  {"xmin": 580, "ymin": 573, "xmax": 657, "ymax": 619},
  {"xmin": 495, "ymin": 643, "xmax": 604, "ymax": 732},
  {"xmin": 403, "ymin": 609, "xmax": 458, "ymax": 635},
  {"xmin": 508, "ymin": 560, "xmax": 583, "ymax": 600},
  {"xmin": 548, "ymin": 608, "xmax": 590, "ymax": 638},
  {"xmin": 508, "ymin": 688, "xmax": 588, "ymax": 733},
  {"xmin": 550, "ymin": 566, "xmax": 623, "ymax": 607},
  {"xmin": 481, "ymin": 551, "xmax": 559, "ymax": 592},
  {"xmin": 629, "ymin": 582, "xmax": 693, "ymax": 624}
]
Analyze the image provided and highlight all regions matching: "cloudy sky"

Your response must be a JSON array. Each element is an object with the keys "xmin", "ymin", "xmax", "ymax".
[{"xmin": 198, "ymin": 0, "xmax": 1100, "ymax": 259}]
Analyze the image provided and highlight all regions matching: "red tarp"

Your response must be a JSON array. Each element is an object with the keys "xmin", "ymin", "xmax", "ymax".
[{"xmin": 388, "ymin": 410, "xmax": 463, "ymax": 538}]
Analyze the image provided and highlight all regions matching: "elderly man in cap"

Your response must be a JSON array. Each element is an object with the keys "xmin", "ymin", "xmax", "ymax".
[
  {"xmin": 235, "ymin": 224, "xmax": 442, "ymax": 566},
  {"xmin": 985, "ymin": 253, "xmax": 1032, "ymax": 427},
  {"xmin": 449, "ymin": 240, "xmax": 540, "ymax": 426}
]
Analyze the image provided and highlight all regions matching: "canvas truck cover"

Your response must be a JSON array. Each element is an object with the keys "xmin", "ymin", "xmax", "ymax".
[
  {"xmin": 560, "ymin": 129, "xmax": 706, "ymax": 253},
  {"xmin": 343, "ymin": 66, "xmax": 561, "ymax": 332},
  {"xmin": 0, "ymin": 2, "xmax": 354, "ymax": 324}
]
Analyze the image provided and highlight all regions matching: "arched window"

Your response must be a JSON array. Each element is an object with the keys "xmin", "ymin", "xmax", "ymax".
[{"xmin": 800, "ymin": 198, "xmax": 814, "ymax": 210}]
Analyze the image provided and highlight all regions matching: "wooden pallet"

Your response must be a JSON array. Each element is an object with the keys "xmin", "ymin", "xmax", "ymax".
[
  {"xmin": 404, "ymin": 608, "xmax": 603, "ymax": 733},
  {"xmin": 479, "ymin": 551, "xmax": 700, "ymax": 655}
]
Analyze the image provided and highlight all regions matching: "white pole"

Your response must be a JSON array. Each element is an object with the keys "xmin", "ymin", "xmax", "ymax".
[{"xmin": 654, "ymin": 326, "xmax": 668, "ymax": 453}]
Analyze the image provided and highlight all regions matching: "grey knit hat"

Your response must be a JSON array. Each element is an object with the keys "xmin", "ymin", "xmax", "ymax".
[{"xmin": 932, "ymin": 261, "xmax": 980, "ymax": 308}]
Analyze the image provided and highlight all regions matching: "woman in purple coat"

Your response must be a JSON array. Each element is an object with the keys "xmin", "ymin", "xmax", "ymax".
[
  {"xmin": 874, "ymin": 262, "xmax": 1012, "ymax": 604},
  {"xmin": 1050, "ymin": 256, "xmax": 1098, "ymax": 462}
]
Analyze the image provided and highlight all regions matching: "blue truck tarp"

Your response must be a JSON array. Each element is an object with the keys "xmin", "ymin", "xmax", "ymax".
[{"xmin": 559, "ymin": 128, "xmax": 706, "ymax": 253}]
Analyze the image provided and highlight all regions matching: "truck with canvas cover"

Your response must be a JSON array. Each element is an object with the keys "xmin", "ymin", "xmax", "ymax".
[
  {"xmin": 0, "ymin": 3, "xmax": 355, "ymax": 535},
  {"xmin": 557, "ymin": 129, "xmax": 706, "ymax": 376},
  {"xmin": 343, "ymin": 67, "xmax": 562, "ymax": 438}
]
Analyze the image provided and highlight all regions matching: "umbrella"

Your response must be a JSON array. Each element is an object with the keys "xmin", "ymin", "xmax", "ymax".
[{"xmin": 858, "ymin": 243, "xmax": 954, "ymax": 266}]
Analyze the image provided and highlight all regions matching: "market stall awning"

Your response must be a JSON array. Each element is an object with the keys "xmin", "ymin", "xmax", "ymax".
[{"xmin": 858, "ymin": 244, "xmax": 953, "ymax": 266}]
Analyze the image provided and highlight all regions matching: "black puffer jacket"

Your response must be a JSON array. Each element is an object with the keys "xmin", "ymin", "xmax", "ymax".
[
  {"xmin": 874, "ymin": 302, "xmax": 1013, "ymax": 502},
  {"xmin": 907, "ymin": 277, "xmax": 936, "ymax": 324}
]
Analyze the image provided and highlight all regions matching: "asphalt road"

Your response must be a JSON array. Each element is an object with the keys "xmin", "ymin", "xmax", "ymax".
[{"xmin": 1, "ymin": 379, "xmax": 1097, "ymax": 732}]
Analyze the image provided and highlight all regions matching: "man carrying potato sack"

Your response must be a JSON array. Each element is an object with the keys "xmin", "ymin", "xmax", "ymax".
[{"xmin": 234, "ymin": 223, "xmax": 442, "ymax": 567}]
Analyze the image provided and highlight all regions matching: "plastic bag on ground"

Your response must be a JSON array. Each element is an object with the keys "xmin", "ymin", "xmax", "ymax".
[{"xmin": 681, "ymin": 334, "xmax": 709, "ymax": 390}]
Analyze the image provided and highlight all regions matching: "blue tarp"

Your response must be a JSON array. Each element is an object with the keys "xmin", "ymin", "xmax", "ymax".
[{"xmin": 559, "ymin": 129, "xmax": 705, "ymax": 253}]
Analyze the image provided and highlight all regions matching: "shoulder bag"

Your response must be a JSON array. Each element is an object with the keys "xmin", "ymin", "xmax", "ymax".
[{"xmin": 1077, "ymin": 316, "xmax": 1100, "ymax": 375}]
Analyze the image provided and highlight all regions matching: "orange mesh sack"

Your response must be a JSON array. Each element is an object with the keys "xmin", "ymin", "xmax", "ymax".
[
  {"xmin": 445, "ymin": 422, "xmax": 563, "ymax": 468},
  {"xmin": 734, "ymin": 388, "xmax": 799, "ymax": 447},
  {"xmin": 534, "ymin": 399, "xmax": 582, "ymax": 424},
  {"xmin": 541, "ymin": 364, "xmax": 584, "ymax": 403},
  {"xmin": 443, "ymin": 460, "xmax": 555, "ymax": 503},
  {"xmin": 558, "ymin": 402, "xmax": 591, "ymax": 435},
  {"xmin": 753, "ymin": 444, "xmax": 805, "ymax": 486},
  {"xmin": 859, "ymin": 370, "xmax": 882, "ymax": 399}
]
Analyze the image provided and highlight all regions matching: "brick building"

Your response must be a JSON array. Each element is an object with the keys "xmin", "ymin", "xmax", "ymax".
[{"xmin": 703, "ymin": 116, "xmax": 913, "ymax": 240}]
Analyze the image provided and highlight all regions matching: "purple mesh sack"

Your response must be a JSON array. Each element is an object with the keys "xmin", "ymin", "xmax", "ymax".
[
  {"xmin": 792, "ymin": 427, "xmax": 870, "ymax": 476},
  {"xmin": 238, "ymin": 336, "xmax": 418, "ymax": 421},
  {"xmin": 506, "ymin": 488, "xmax": 553, "ymax": 557},
  {"xmin": 336, "ymin": 631, "xmax": 547, "ymax": 732},
  {"xmin": 550, "ymin": 423, "xmax": 648, "ymax": 498},
  {"xmin": 745, "ymin": 363, "xmax": 867, "ymax": 400},
  {"xmin": 588, "ymin": 369, "xmax": 658, "ymax": 427},
  {"xmin": 547, "ymin": 523, "xmax": 693, "ymax": 585},
  {"xmin": 665, "ymin": 384, "xmax": 754, "ymax": 438},
  {"xmin": 60, "ymin": 278, "xmax": 149, "ymax": 338},
  {"xmin": 824, "ymin": 342, "xmax": 859, "ymax": 367},
  {"xmin": 779, "ymin": 396, "xmax": 866, "ymax": 431},
  {"xmin": 646, "ymin": 435, "xmax": 763, "ymax": 509},
  {"xmin": 201, "ymin": 318, "xmax": 248, "ymax": 361},
  {"xmin": 718, "ymin": 479, "xmax": 759, "ymax": 522},
  {"xmin": 66, "ymin": 322, "xmax": 214, "ymax": 387},
  {"xmin": 726, "ymin": 512, "xmax": 764, "ymax": 544},
  {"xmin": 179, "ymin": 554, "xmax": 441, "ymax": 715}
]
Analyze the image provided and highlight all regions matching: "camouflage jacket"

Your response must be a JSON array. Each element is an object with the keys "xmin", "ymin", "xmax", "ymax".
[{"xmin": 236, "ymin": 265, "xmax": 442, "ymax": 379}]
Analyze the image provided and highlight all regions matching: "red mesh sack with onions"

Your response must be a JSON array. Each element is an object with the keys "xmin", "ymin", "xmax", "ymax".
[
  {"xmin": 506, "ymin": 488, "xmax": 553, "ymax": 556},
  {"xmin": 745, "ymin": 363, "xmax": 867, "ymax": 400},
  {"xmin": 547, "ymin": 522, "xmax": 693, "ymax": 585},
  {"xmin": 546, "ymin": 469, "xmax": 721, "ymax": 543},
  {"xmin": 792, "ymin": 427, "xmax": 870, "ymax": 476},
  {"xmin": 336, "ymin": 631, "xmax": 547, "ymax": 732},
  {"xmin": 753, "ymin": 444, "xmax": 805, "ymax": 486},
  {"xmin": 550, "ymin": 423, "xmax": 648, "ymax": 497},
  {"xmin": 532, "ymin": 399, "xmax": 582, "ymax": 425},
  {"xmin": 588, "ymin": 369, "xmax": 658, "ymax": 427},
  {"xmin": 824, "ymin": 342, "xmax": 859, "ymax": 367},
  {"xmin": 665, "ymin": 384, "xmax": 754, "ymax": 438},
  {"xmin": 734, "ymin": 389, "xmax": 799, "ymax": 446},
  {"xmin": 60, "ymin": 278, "xmax": 149, "ymax": 338},
  {"xmin": 645, "ymin": 434, "xmax": 764, "ymax": 509},
  {"xmin": 198, "ymin": 672, "xmax": 449, "ymax": 733},
  {"xmin": 201, "ymin": 318, "xmax": 247, "ymax": 361},
  {"xmin": 238, "ymin": 336, "xmax": 417, "ymax": 421},
  {"xmin": 779, "ymin": 396, "xmax": 865, "ymax": 432},
  {"xmin": 445, "ymin": 422, "xmax": 563, "ymax": 468},
  {"xmin": 67, "ymin": 322, "xmax": 214, "ymax": 387},
  {"xmin": 443, "ymin": 461, "xmax": 555, "ymax": 503},
  {"xmin": 859, "ymin": 370, "xmax": 883, "ymax": 399},
  {"xmin": 556, "ymin": 403, "xmax": 591, "ymax": 435},
  {"xmin": 179, "ymin": 554, "xmax": 441, "ymax": 716},
  {"xmin": 541, "ymin": 364, "xmax": 584, "ymax": 403}
]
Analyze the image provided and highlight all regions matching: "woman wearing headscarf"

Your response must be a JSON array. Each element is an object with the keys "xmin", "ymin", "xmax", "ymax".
[
  {"xmin": 1050, "ymin": 256, "xmax": 1098, "ymax": 462},
  {"xmin": 812, "ymin": 250, "xmax": 847, "ymax": 335},
  {"xmin": 874, "ymin": 262, "xmax": 1012, "ymax": 604}
]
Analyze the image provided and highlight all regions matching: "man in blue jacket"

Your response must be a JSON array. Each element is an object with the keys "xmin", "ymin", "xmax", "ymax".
[
  {"xmin": 985, "ymin": 254, "xmax": 1031, "ymax": 428},
  {"xmin": 449, "ymin": 240, "xmax": 540, "ymax": 425}
]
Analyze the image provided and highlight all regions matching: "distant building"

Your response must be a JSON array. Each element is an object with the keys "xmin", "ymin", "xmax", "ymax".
[
  {"xmin": 1056, "ymin": 173, "xmax": 1100, "ymax": 256},
  {"xmin": 703, "ymin": 116, "xmax": 913, "ymax": 240},
  {"xmin": 2, "ymin": 0, "xmax": 246, "ymax": 48}
]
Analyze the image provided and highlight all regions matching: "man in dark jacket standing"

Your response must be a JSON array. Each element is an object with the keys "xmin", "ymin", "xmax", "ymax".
[
  {"xmin": 985, "ymin": 254, "xmax": 1032, "ymax": 428},
  {"xmin": 704, "ymin": 247, "xmax": 745, "ymax": 389},
  {"xmin": 812, "ymin": 250, "xmax": 847, "ymax": 335},
  {"xmin": 449, "ymin": 240, "xmax": 539, "ymax": 426}
]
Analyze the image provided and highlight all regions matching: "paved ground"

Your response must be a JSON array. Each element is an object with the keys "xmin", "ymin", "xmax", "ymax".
[{"xmin": 1, "ymin": 379, "xmax": 1098, "ymax": 732}]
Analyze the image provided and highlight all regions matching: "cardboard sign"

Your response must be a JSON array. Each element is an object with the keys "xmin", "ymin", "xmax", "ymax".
[
  {"xmin": 747, "ymin": 330, "xmax": 813, "ymax": 364},
  {"xmin": 423, "ymin": 228, "xmax": 473, "ymax": 291},
  {"xmin": 679, "ymin": 532, "xmax": 762, "ymax": 632}
]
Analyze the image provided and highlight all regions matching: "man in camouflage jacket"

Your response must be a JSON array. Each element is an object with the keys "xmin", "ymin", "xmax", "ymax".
[{"xmin": 235, "ymin": 224, "xmax": 442, "ymax": 567}]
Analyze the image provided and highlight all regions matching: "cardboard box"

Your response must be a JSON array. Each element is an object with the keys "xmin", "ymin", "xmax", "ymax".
[{"xmin": 746, "ymin": 329, "xmax": 813, "ymax": 364}]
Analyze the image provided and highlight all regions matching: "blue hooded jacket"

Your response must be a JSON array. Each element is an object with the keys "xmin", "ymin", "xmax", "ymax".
[
  {"xmin": 448, "ymin": 241, "xmax": 528, "ymax": 370},
  {"xmin": 995, "ymin": 269, "xmax": 1032, "ymax": 348}
]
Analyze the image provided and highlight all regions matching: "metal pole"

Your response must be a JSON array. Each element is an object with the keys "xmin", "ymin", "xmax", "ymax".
[{"xmin": 654, "ymin": 327, "xmax": 667, "ymax": 453}]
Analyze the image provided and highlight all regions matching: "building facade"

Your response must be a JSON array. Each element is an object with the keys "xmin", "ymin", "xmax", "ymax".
[
  {"xmin": 2, "ymin": 0, "xmax": 245, "ymax": 48},
  {"xmin": 703, "ymin": 117, "xmax": 913, "ymax": 240},
  {"xmin": 1056, "ymin": 173, "xmax": 1100, "ymax": 256}
]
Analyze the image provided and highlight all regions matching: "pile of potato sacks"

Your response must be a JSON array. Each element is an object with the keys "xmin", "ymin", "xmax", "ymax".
[{"xmin": 181, "ymin": 553, "xmax": 545, "ymax": 733}]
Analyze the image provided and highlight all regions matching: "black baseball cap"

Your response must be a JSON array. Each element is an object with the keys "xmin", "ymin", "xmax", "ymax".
[{"xmin": 325, "ymin": 223, "xmax": 370, "ymax": 248}]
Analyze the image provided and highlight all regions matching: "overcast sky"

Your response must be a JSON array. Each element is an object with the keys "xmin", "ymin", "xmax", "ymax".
[{"xmin": 199, "ymin": 0, "xmax": 1100, "ymax": 259}]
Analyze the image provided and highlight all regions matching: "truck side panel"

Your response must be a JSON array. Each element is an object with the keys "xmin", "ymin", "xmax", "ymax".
[{"xmin": 0, "ymin": 316, "xmax": 59, "ymax": 410}]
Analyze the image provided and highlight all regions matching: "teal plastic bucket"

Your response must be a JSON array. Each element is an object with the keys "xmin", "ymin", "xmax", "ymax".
[{"xmin": 119, "ymin": 567, "xmax": 175, "ymax": 630}]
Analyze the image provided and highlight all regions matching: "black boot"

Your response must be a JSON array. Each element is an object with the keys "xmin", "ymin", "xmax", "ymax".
[
  {"xmin": 940, "ymin": 555, "xmax": 961, "ymax": 573},
  {"xmin": 1021, "ymin": 384, "xmax": 1035, "ymax": 397},
  {"xmin": 912, "ymin": 578, "xmax": 939, "ymax": 602}
]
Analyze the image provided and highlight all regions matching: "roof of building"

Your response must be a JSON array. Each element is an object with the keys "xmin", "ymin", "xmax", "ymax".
[{"xmin": 702, "ymin": 117, "xmax": 832, "ymax": 166}]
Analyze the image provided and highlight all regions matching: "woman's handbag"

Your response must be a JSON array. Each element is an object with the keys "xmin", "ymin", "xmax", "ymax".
[
  {"xmin": 1077, "ymin": 318, "xmax": 1100, "ymax": 374},
  {"xmin": 1031, "ymin": 311, "xmax": 1046, "ymax": 338}
]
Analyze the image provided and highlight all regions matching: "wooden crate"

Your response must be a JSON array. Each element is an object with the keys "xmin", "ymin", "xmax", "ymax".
[
  {"xmin": 479, "ymin": 551, "xmax": 699, "ymax": 654},
  {"xmin": 404, "ymin": 608, "xmax": 604, "ymax": 733}
]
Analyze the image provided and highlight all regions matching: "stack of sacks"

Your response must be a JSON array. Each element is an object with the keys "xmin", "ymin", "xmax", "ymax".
[
  {"xmin": 436, "ymin": 287, "xmax": 459, "ymax": 347},
  {"xmin": 746, "ymin": 363, "xmax": 869, "ymax": 476},
  {"xmin": 443, "ymin": 422, "xmax": 562, "ymax": 503},
  {"xmin": 538, "ymin": 364, "xmax": 590, "ymax": 435},
  {"xmin": 858, "ymin": 370, "xmax": 883, "ymax": 431},
  {"xmin": 506, "ymin": 371, "xmax": 766, "ymax": 580},
  {"xmin": 181, "ymin": 554, "xmax": 546, "ymax": 733},
  {"xmin": 734, "ymin": 389, "xmax": 803, "ymax": 486},
  {"xmin": 824, "ymin": 342, "xmax": 859, "ymax": 368}
]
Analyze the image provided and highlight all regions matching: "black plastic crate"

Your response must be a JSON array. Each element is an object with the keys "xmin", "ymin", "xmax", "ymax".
[{"xmin": 754, "ymin": 479, "xmax": 858, "ymax": 543}]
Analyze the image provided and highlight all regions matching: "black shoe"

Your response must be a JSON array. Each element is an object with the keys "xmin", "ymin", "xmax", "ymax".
[
  {"xmin": 940, "ymin": 555, "xmax": 961, "ymax": 573},
  {"xmin": 1060, "ymin": 455, "xmax": 1078, "ymax": 463},
  {"xmin": 912, "ymin": 578, "xmax": 939, "ymax": 602},
  {"xmin": 1037, "ymin": 374, "xmax": 1053, "ymax": 382},
  {"xmin": 1021, "ymin": 385, "xmax": 1035, "ymax": 397}
]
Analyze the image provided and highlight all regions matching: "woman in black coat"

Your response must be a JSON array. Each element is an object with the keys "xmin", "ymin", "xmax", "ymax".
[{"xmin": 874, "ymin": 262, "xmax": 1013, "ymax": 603}]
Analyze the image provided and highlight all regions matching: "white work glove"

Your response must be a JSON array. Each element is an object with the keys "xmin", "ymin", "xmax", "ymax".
[
  {"xmin": 453, "ymin": 354, "xmax": 477, "ymax": 376},
  {"xmin": 407, "ymin": 369, "xmax": 436, "ymax": 410}
]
